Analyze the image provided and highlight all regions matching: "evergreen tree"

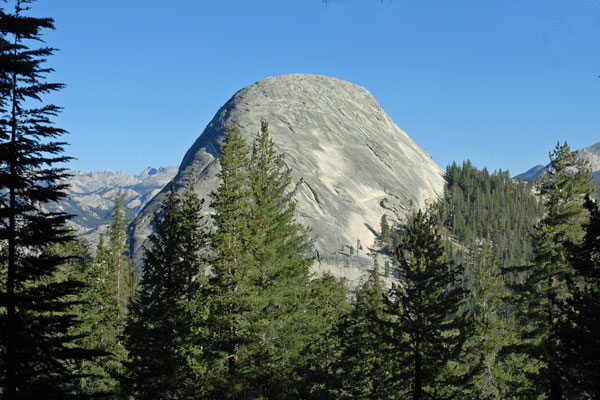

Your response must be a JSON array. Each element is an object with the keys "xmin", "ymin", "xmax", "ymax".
[
  {"xmin": 77, "ymin": 192, "xmax": 133, "ymax": 396},
  {"xmin": 293, "ymin": 273, "xmax": 350, "ymax": 400},
  {"xmin": 124, "ymin": 178, "xmax": 211, "ymax": 398},
  {"xmin": 561, "ymin": 195, "xmax": 600, "ymax": 398},
  {"xmin": 380, "ymin": 214, "xmax": 391, "ymax": 248},
  {"xmin": 462, "ymin": 247, "xmax": 532, "ymax": 399},
  {"xmin": 208, "ymin": 122, "xmax": 317, "ymax": 398},
  {"xmin": 42, "ymin": 234, "xmax": 114, "ymax": 396},
  {"xmin": 0, "ymin": 2, "xmax": 98, "ymax": 397},
  {"xmin": 434, "ymin": 160, "xmax": 543, "ymax": 273},
  {"xmin": 241, "ymin": 120, "xmax": 314, "ymax": 398},
  {"xmin": 387, "ymin": 210, "xmax": 470, "ymax": 400},
  {"xmin": 506, "ymin": 142, "xmax": 595, "ymax": 399},
  {"xmin": 207, "ymin": 125, "xmax": 255, "ymax": 397},
  {"xmin": 335, "ymin": 261, "xmax": 394, "ymax": 399}
]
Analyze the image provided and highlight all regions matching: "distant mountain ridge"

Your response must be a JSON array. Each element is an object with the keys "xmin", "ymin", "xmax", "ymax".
[
  {"xmin": 515, "ymin": 141, "xmax": 600, "ymax": 186},
  {"xmin": 46, "ymin": 166, "xmax": 178, "ymax": 248}
]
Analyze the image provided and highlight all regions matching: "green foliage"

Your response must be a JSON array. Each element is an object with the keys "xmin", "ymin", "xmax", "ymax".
[
  {"xmin": 461, "ymin": 247, "xmax": 534, "ymax": 399},
  {"xmin": 560, "ymin": 196, "xmax": 600, "ymax": 398},
  {"xmin": 77, "ymin": 193, "xmax": 134, "ymax": 396},
  {"xmin": 506, "ymin": 142, "xmax": 595, "ymax": 399},
  {"xmin": 241, "ymin": 120, "xmax": 314, "ymax": 398},
  {"xmin": 124, "ymin": 179, "xmax": 211, "ymax": 398},
  {"xmin": 435, "ymin": 160, "xmax": 544, "ymax": 271},
  {"xmin": 380, "ymin": 214, "xmax": 391, "ymax": 245},
  {"xmin": 0, "ymin": 2, "xmax": 100, "ymax": 397},
  {"xmin": 387, "ymin": 210, "xmax": 471, "ymax": 399},
  {"xmin": 208, "ymin": 121, "xmax": 317, "ymax": 398},
  {"xmin": 207, "ymin": 125, "xmax": 255, "ymax": 396},
  {"xmin": 334, "ymin": 262, "xmax": 395, "ymax": 399},
  {"xmin": 293, "ymin": 273, "xmax": 350, "ymax": 400}
]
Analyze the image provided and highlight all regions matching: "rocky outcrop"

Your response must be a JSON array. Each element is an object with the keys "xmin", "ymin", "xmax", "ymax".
[{"xmin": 130, "ymin": 74, "xmax": 445, "ymax": 286}]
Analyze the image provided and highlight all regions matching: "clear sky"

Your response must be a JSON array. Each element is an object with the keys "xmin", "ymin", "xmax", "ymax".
[{"xmin": 28, "ymin": 0, "xmax": 600, "ymax": 176}]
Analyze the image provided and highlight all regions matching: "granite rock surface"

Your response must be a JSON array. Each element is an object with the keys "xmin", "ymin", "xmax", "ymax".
[{"xmin": 130, "ymin": 74, "xmax": 445, "ymax": 286}]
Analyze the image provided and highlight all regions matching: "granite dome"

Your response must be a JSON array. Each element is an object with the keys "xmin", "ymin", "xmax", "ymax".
[{"xmin": 130, "ymin": 74, "xmax": 445, "ymax": 284}]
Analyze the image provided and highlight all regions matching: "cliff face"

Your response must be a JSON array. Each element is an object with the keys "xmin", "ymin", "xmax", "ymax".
[{"xmin": 131, "ymin": 74, "xmax": 445, "ymax": 284}]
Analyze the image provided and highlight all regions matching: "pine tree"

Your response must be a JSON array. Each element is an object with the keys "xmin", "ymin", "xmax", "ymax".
[
  {"xmin": 208, "ymin": 122, "xmax": 317, "ymax": 398},
  {"xmin": 42, "ymin": 234, "xmax": 114, "ymax": 396},
  {"xmin": 462, "ymin": 247, "xmax": 532, "ymax": 399},
  {"xmin": 335, "ymin": 261, "xmax": 394, "ymax": 399},
  {"xmin": 0, "ymin": 2, "xmax": 98, "ymax": 397},
  {"xmin": 207, "ymin": 124, "xmax": 256, "ymax": 396},
  {"xmin": 387, "ymin": 210, "xmax": 470, "ymax": 400},
  {"xmin": 124, "ymin": 178, "xmax": 211, "ymax": 398},
  {"xmin": 434, "ymin": 160, "xmax": 543, "ymax": 273},
  {"xmin": 241, "ymin": 120, "xmax": 314, "ymax": 398},
  {"xmin": 293, "ymin": 273, "xmax": 350, "ymax": 400},
  {"xmin": 380, "ymin": 214, "xmax": 391, "ymax": 247},
  {"xmin": 561, "ymin": 195, "xmax": 600, "ymax": 398},
  {"xmin": 506, "ymin": 142, "xmax": 595, "ymax": 399},
  {"xmin": 77, "ymin": 192, "xmax": 133, "ymax": 396}
]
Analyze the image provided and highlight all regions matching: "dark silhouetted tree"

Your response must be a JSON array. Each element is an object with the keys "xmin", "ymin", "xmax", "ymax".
[
  {"xmin": 388, "ymin": 210, "xmax": 470, "ymax": 399},
  {"xmin": 124, "ymin": 178, "xmax": 211, "ymax": 398},
  {"xmin": 506, "ymin": 142, "xmax": 595, "ymax": 399},
  {"xmin": 0, "ymin": 1, "xmax": 99, "ymax": 397}
]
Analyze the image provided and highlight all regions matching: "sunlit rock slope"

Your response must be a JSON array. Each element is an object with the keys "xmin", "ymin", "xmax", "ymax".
[{"xmin": 130, "ymin": 74, "xmax": 445, "ymax": 285}]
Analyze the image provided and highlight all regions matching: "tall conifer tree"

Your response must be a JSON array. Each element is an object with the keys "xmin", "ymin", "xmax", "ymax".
[
  {"xmin": 77, "ymin": 192, "xmax": 133, "ymax": 395},
  {"xmin": 335, "ymin": 262, "xmax": 394, "ymax": 399},
  {"xmin": 209, "ymin": 121, "xmax": 320, "ymax": 398},
  {"xmin": 463, "ymin": 248, "xmax": 532, "ymax": 399},
  {"xmin": 124, "ymin": 178, "xmax": 211, "ymax": 398},
  {"xmin": 242, "ymin": 120, "xmax": 314, "ymax": 397},
  {"xmin": 208, "ymin": 125, "xmax": 255, "ymax": 397},
  {"xmin": 506, "ymin": 142, "xmax": 595, "ymax": 399},
  {"xmin": 0, "ymin": 1, "xmax": 98, "ymax": 397},
  {"xmin": 293, "ymin": 273, "xmax": 350, "ymax": 400},
  {"xmin": 388, "ymin": 210, "xmax": 470, "ymax": 400},
  {"xmin": 561, "ymin": 195, "xmax": 600, "ymax": 398}
]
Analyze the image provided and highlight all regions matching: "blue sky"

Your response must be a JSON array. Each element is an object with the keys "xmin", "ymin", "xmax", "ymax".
[{"xmin": 28, "ymin": 0, "xmax": 600, "ymax": 176}]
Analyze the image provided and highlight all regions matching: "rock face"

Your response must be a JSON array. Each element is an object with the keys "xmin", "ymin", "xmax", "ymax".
[
  {"xmin": 130, "ymin": 74, "xmax": 445, "ymax": 285},
  {"xmin": 46, "ymin": 167, "xmax": 178, "ymax": 248}
]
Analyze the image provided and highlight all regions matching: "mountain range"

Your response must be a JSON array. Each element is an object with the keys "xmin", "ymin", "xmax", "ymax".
[
  {"xmin": 49, "ymin": 166, "xmax": 178, "ymax": 248},
  {"xmin": 515, "ymin": 141, "xmax": 600, "ymax": 185}
]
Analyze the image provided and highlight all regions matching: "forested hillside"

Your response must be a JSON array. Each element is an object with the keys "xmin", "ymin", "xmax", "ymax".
[{"xmin": 435, "ymin": 160, "xmax": 545, "ymax": 270}]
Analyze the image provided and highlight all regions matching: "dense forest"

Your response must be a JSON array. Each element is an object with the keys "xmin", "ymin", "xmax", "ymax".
[{"xmin": 2, "ymin": 2, "xmax": 600, "ymax": 400}]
